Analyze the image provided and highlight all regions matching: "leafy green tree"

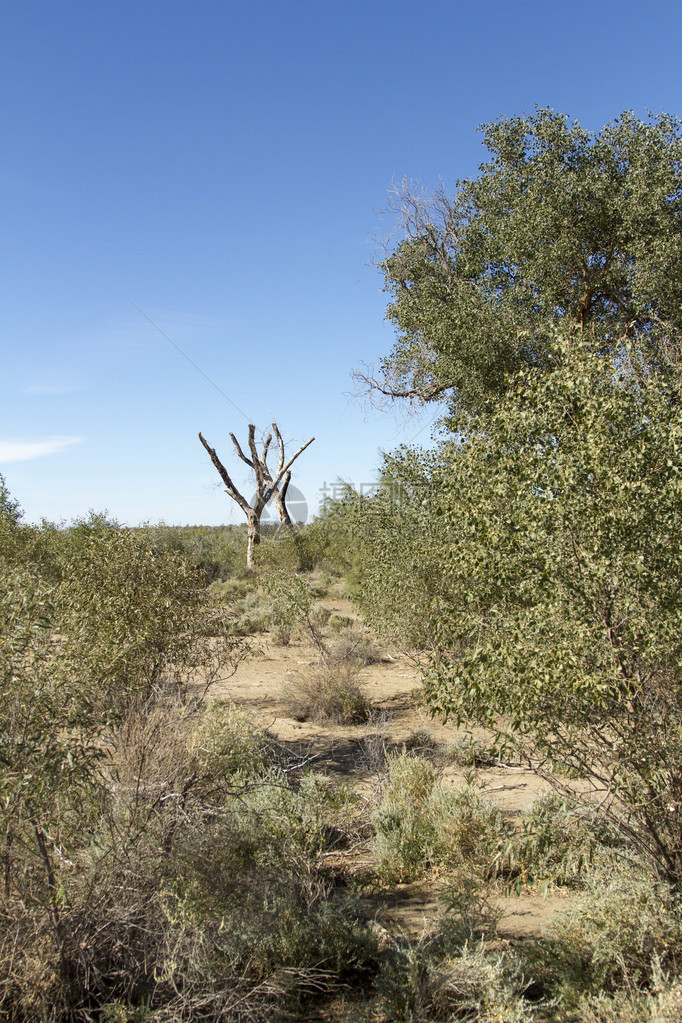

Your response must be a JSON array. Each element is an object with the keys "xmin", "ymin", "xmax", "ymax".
[
  {"xmin": 362, "ymin": 108, "xmax": 682, "ymax": 425},
  {"xmin": 326, "ymin": 457, "xmax": 454, "ymax": 650},
  {"xmin": 422, "ymin": 339, "xmax": 682, "ymax": 884},
  {"xmin": 358, "ymin": 109, "xmax": 682, "ymax": 887}
]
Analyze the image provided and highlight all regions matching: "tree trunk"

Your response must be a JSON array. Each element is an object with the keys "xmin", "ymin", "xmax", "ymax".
[
  {"xmin": 273, "ymin": 471, "xmax": 293, "ymax": 527},
  {"xmin": 246, "ymin": 514, "xmax": 261, "ymax": 569}
]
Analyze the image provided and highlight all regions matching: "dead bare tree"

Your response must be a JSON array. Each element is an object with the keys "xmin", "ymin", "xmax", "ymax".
[{"xmin": 199, "ymin": 424, "xmax": 314, "ymax": 568}]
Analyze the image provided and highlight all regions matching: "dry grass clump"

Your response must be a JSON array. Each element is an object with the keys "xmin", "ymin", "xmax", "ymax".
[
  {"xmin": 373, "ymin": 922, "xmax": 532, "ymax": 1023},
  {"xmin": 283, "ymin": 660, "xmax": 372, "ymax": 725},
  {"xmin": 505, "ymin": 790, "xmax": 625, "ymax": 890},
  {"xmin": 189, "ymin": 698, "xmax": 272, "ymax": 779},
  {"xmin": 0, "ymin": 692, "xmax": 379, "ymax": 1023},
  {"xmin": 404, "ymin": 728, "xmax": 439, "ymax": 753},
  {"xmin": 442, "ymin": 732, "xmax": 498, "ymax": 767},
  {"xmin": 578, "ymin": 979, "xmax": 682, "ymax": 1023},
  {"xmin": 311, "ymin": 605, "xmax": 332, "ymax": 629},
  {"xmin": 328, "ymin": 631, "xmax": 382, "ymax": 666},
  {"xmin": 545, "ymin": 867, "xmax": 682, "ymax": 997},
  {"xmin": 328, "ymin": 612, "xmax": 355, "ymax": 634}
]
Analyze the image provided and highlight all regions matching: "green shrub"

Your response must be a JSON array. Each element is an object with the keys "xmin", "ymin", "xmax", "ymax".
[
  {"xmin": 0, "ymin": 507, "xmax": 250, "ymax": 1021},
  {"xmin": 328, "ymin": 612, "xmax": 356, "ymax": 634},
  {"xmin": 329, "ymin": 632, "xmax": 382, "ymax": 666},
  {"xmin": 148, "ymin": 523, "xmax": 246, "ymax": 581},
  {"xmin": 190, "ymin": 700, "xmax": 271, "ymax": 780},
  {"xmin": 372, "ymin": 752, "xmax": 438, "ymax": 883},
  {"xmin": 442, "ymin": 733, "xmax": 498, "ymax": 768},
  {"xmin": 224, "ymin": 591, "xmax": 272, "ymax": 635},
  {"xmin": 576, "ymin": 974, "xmax": 682, "ymax": 1023},
  {"xmin": 429, "ymin": 784, "xmax": 506, "ymax": 874},
  {"xmin": 404, "ymin": 729, "xmax": 438, "ymax": 753},
  {"xmin": 506, "ymin": 790, "xmax": 624, "ymax": 889},
  {"xmin": 255, "ymin": 524, "xmax": 332, "ymax": 573},
  {"xmin": 383, "ymin": 750, "xmax": 438, "ymax": 805},
  {"xmin": 373, "ymin": 799, "xmax": 437, "ymax": 884},
  {"xmin": 532, "ymin": 866, "xmax": 682, "ymax": 1011},
  {"xmin": 375, "ymin": 934, "xmax": 532, "ymax": 1023},
  {"xmin": 311, "ymin": 605, "xmax": 332, "ymax": 629},
  {"xmin": 208, "ymin": 575, "xmax": 251, "ymax": 602},
  {"xmin": 373, "ymin": 754, "xmax": 507, "ymax": 884}
]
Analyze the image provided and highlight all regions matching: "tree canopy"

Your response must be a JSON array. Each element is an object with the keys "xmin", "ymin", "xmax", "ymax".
[
  {"xmin": 368, "ymin": 108, "xmax": 682, "ymax": 426},
  {"xmin": 348, "ymin": 108, "xmax": 682, "ymax": 887}
]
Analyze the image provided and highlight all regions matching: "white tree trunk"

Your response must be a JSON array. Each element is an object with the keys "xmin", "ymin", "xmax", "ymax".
[{"xmin": 246, "ymin": 514, "xmax": 260, "ymax": 569}]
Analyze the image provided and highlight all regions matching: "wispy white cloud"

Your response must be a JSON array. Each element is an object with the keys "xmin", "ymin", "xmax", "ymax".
[{"xmin": 0, "ymin": 436, "xmax": 83, "ymax": 462}]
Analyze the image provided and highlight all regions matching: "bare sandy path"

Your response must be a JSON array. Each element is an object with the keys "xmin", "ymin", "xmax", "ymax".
[{"xmin": 206, "ymin": 599, "xmax": 575, "ymax": 938}]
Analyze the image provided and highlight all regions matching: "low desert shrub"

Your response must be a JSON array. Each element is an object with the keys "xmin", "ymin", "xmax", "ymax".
[
  {"xmin": 373, "ymin": 754, "xmax": 507, "ymax": 883},
  {"xmin": 328, "ymin": 612, "xmax": 355, "ymax": 634},
  {"xmin": 577, "ymin": 974, "xmax": 682, "ymax": 1023},
  {"xmin": 190, "ymin": 699, "xmax": 272, "ymax": 780},
  {"xmin": 329, "ymin": 632, "xmax": 382, "ymax": 666},
  {"xmin": 0, "ymin": 723, "xmax": 376, "ymax": 1022},
  {"xmin": 255, "ymin": 527, "xmax": 332, "ymax": 574},
  {"xmin": 383, "ymin": 749, "xmax": 438, "ymax": 803},
  {"xmin": 372, "ymin": 800, "xmax": 437, "ymax": 884},
  {"xmin": 311, "ymin": 605, "xmax": 332, "ymax": 629},
  {"xmin": 524, "ymin": 865, "xmax": 682, "ymax": 1013},
  {"xmin": 375, "ymin": 932, "xmax": 533, "ymax": 1023},
  {"xmin": 266, "ymin": 572, "xmax": 327, "ymax": 655},
  {"xmin": 506, "ymin": 790, "xmax": 625, "ymax": 889},
  {"xmin": 271, "ymin": 625, "xmax": 292, "ymax": 645},
  {"xmin": 282, "ymin": 661, "xmax": 372, "ymax": 724},
  {"xmin": 372, "ymin": 752, "xmax": 437, "ymax": 883},
  {"xmin": 442, "ymin": 733, "xmax": 498, "ymax": 768},
  {"xmin": 208, "ymin": 575, "xmax": 251, "ymax": 602},
  {"xmin": 226, "ymin": 591, "xmax": 273, "ymax": 635},
  {"xmin": 436, "ymin": 872, "xmax": 503, "ymax": 947},
  {"xmin": 404, "ymin": 729, "xmax": 438, "ymax": 753},
  {"xmin": 429, "ymin": 783, "xmax": 506, "ymax": 874}
]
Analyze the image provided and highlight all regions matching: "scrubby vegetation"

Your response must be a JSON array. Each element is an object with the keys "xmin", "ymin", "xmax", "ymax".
[
  {"xmin": 0, "ymin": 498, "xmax": 378, "ymax": 1020},
  {"xmin": 4, "ymin": 479, "xmax": 682, "ymax": 1021},
  {"xmin": 4, "ymin": 108, "xmax": 682, "ymax": 1020}
]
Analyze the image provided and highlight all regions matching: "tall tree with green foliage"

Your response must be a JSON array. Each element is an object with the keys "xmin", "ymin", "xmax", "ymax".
[
  {"xmin": 354, "ymin": 109, "xmax": 682, "ymax": 886},
  {"xmin": 360, "ymin": 108, "xmax": 682, "ymax": 424}
]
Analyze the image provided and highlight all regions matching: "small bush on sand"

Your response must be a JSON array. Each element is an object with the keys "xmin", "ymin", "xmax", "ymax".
[
  {"xmin": 282, "ymin": 661, "xmax": 372, "ymax": 725},
  {"xmin": 577, "ymin": 974, "xmax": 682, "ymax": 1023},
  {"xmin": 514, "ymin": 865, "xmax": 682, "ymax": 1016},
  {"xmin": 373, "ymin": 753, "xmax": 506, "ymax": 883},
  {"xmin": 506, "ymin": 790, "xmax": 625, "ymax": 889},
  {"xmin": 372, "ymin": 752, "xmax": 437, "ymax": 883},
  {"xmin": 547, "ymin": 867, "xmax": 682, "ymax": 996},
  {"xmin": 328, "ymin": 612, "xmax": 355, "ymax": 634},
  {"xmin": 375, "ymin": 930, "xmax": 532, "ymax": 1023},
  {"xmin": 442, "ymin": 733, "xmax": 498, "ymax": 768},
  {"xmin": 329, "ymin": 631, "xmax": 382, "ymax": 666},
  {"xmin": 190, "ymin": 699, "xmax": 272, "ymax": 780},
  {"xmin": 429, "ymin": 783, "xmax": 506, "ymax": 874},
  {"xmin": 311, "ymin": 605, "xmax": 332, "ymax": 629},
  {"xmin": 404, "ymin": 728, "xmax": 438, "ymax": 753},
  {"xmin": 226, "ymin": 591, "xmax": 273, "ymax": 635}
]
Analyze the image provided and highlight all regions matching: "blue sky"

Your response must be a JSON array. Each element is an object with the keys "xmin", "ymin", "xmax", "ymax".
[{"xmin": 2, "ymin": 0, "xmax": 682, "ymax": 525}]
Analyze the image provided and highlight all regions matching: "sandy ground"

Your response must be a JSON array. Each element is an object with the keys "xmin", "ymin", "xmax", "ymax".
[{"xmin": 208, "ymin": 597, "xmax": 577, "ymax": 940}]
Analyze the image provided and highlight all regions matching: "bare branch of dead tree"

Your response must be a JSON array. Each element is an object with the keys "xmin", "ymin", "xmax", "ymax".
[{"xmin": 199, "ymin": 424, "xmax": 314, "ymax": 567}]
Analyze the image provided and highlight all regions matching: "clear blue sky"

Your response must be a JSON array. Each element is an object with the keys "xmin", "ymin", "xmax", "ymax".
[{"xmin": 2, "ymin": 0, "xmax": 682, "ymax": 525}]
